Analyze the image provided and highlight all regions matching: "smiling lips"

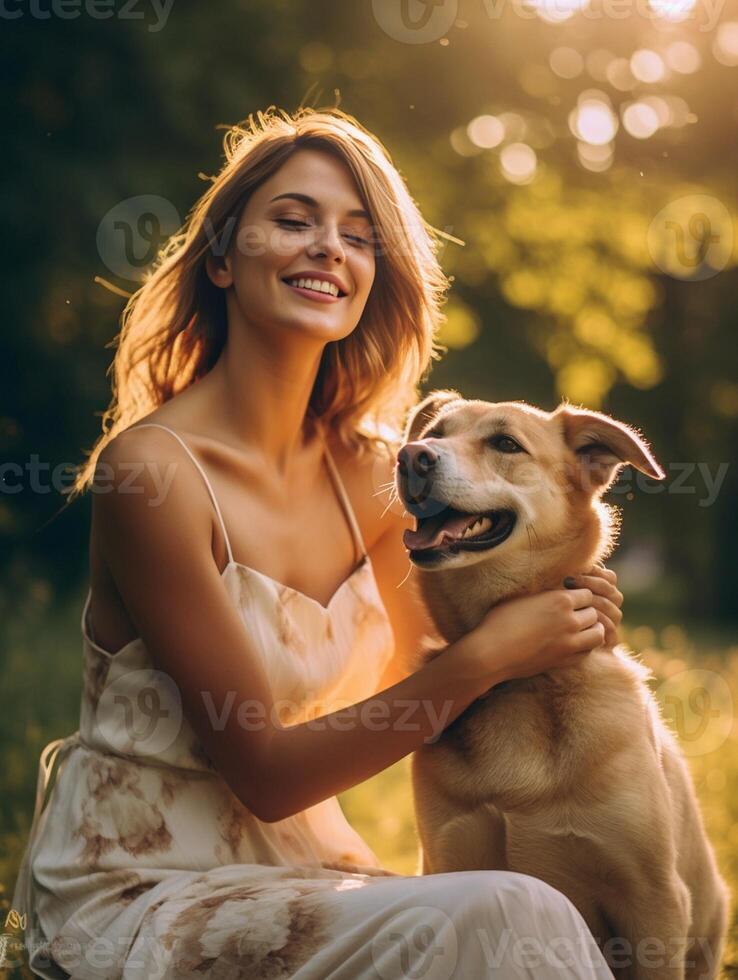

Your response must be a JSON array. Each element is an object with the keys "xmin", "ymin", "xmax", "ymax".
[{"xmin": 282, "ymin": 276, "xmax": 346, "ymax": 303}]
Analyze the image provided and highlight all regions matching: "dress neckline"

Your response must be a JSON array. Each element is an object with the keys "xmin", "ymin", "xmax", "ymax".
[
  {"xmin": 81, "ymin": 552, "xmax": 375, "ymax": 659},
  {"xmin": 226, "ymin": 552, "xmax": 371, "ymax": 615}
]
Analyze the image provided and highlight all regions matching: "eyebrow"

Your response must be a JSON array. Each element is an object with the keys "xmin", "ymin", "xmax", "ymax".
[{"xmin": 269, "ymin": 192, "xmax": 370, "ymax": 220}]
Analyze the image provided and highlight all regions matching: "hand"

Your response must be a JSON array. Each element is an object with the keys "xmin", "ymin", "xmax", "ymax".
[
  {"xmin": 563, "ymin": 563, "xmax": 623, "ymax": 648},
  {"xmin": 458, "ymin": 586, "xmax": 606, "ymax": 687}
]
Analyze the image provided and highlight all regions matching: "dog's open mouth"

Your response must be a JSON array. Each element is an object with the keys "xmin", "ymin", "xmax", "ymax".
[{"xmin": 403, "ymin": 506, "xmax": 517, "ymax": 560}]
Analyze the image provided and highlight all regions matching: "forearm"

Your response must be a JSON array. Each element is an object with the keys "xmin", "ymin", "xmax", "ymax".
[{"xmin": 253, "ymin": 631, "xmax": 496, "ymax": 822}]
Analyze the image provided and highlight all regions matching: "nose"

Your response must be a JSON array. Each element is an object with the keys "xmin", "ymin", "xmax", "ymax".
[
  {"xmin": 397, "ymin": 442, "xmax": 439, "ymax": 477},
  {"xmin": 307, "ymin": 222, "xmax": 346, "ymax": 263}
]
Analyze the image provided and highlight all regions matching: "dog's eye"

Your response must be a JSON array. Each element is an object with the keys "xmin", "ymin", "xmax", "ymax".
[
  {"xmin": 425, "ymin": 427, "xmax": 444, "ymax": 438},
  {"xmin": 489, "ymin": 435, "xmax": 525, "ymax": 454}
]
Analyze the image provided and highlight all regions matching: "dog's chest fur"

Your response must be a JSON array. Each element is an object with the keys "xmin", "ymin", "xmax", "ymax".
[{"xmin": 417, "ymin": 645, "xmax": 659, "ymax": 819}]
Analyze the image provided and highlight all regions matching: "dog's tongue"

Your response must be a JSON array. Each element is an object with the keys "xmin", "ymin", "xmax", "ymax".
[{"xmin": 403, "ymin": 510, "xmax": 475, "ymax": 551}]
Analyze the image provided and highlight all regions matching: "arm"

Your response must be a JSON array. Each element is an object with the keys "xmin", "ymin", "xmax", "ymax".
[{"xmin": 96, "ymin": 430, "xmax": 496, "ymax": 824}]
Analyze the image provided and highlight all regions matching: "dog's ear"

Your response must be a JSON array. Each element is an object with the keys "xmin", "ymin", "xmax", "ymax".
[
  {"xmin": 403, "ymin": 389, "xmax": 463, "ymax": 444},
  {"xmin": 556, "ymin": 406, "xmax": 665, "ymax": 493}
]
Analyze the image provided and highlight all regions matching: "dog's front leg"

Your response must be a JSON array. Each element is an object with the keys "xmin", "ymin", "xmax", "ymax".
[
  {"xmin": 600, "ymin": 874, "xmax": 691, "ymax": 980},
  {"xmin": 424, "ymin": 804, "xmax": 509, "ymax": 874},
  {"xmin": 413, "ymin": 746, "xmax": 509, "ymax": 874}
]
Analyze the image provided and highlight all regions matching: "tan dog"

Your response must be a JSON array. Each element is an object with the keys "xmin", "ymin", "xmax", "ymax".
[{"xmin": 395, "ymin": 389, "xmax": 730, "ymax": 980}]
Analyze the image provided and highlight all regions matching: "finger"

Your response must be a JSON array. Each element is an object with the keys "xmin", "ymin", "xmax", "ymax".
[
  {"xmin": 569, "ymin": 574, "xmax": 623, "ymax": 607},
  {"xmin": 573, "ymin": 606, "xmax": 598, "ymax": 630},
  {"xmin": 585, "ymin": 564, "xmax": 617, "ymax": 584},
  {"xmin": 563, "ymin": 587, "xmax": 594, "ymax": 610},
  {"xmin": 590, "ymin": 594, "xmax": 623, "ymax": 625},
  {"xmin": 596, "ymin": 611, "xmax": 618, "ymax": 638},
  {"xmin": 571, "ymin": 622, "xmax": 606, "ymax": 653}
]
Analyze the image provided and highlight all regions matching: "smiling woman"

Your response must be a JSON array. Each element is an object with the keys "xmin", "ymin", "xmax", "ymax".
[{"xmin": 13, "ymin": 105, "xmax": 619, "ymax": 979}]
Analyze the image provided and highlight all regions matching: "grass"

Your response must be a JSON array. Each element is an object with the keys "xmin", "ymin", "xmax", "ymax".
[{"xmin": 1, "ymin": 582, "xmax": 736, "ymax": 976}]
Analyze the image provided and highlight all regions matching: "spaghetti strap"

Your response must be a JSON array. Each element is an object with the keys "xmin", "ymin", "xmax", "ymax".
[
  {"xmin": 130, "ymin": 423, "xmax": 234, "ymax": 566},
  {"xmin": 315, "ymin": 418, "xmax": 368, "ymax": 565}
]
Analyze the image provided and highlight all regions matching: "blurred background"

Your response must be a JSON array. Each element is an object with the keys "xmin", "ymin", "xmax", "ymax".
[{"xmin": 2, "ymin": 0, "xmax": 737, "ymax": 974}]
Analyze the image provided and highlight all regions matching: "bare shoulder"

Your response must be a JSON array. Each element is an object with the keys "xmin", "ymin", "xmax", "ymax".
[{"xmin": 93, "ymin": 423, "xmax": 216, "ymax": 570}]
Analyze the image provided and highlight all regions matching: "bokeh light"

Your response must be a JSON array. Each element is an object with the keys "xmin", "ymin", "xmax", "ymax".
[
  {"xmin": 571, "ymin": 99, "xmax": 619, "ymax": 145},
  {"xmin": 500, "ymin": 143, "xmax": 538, "ymax": 183},
  {"xmin": 467, "ymin": 114, "xmax": 505, "ymax": 149},
  {"xmin": 630, "ymin": 50, "xmax": 666, "ymax": 84},
  {"xmin": 498, "ymin": 112, "xmax": 527, "ymax": 141},
  {"xmin": 663, "ymin": 95, "xmax": 692, "ymax": 127},
  {"xmin": 577, "ymin": 140, "xmax": 614, "ymax": 172},
  {"xmin": 622, "ymin": 101, "xmax": 661, "ymax": 138},
  {"xmin": 641, "ymin": 95, "xmax": 672, "ymax": 128},
  {"xmin": 449, "ymin": 126, "xmax": 481, "ymax": 157},
  {"xmin": 714, "ymin": 22, "xmax": 738, "ymax": 67},
  {"xmin": 550, "ymin": 47, "xmax": 584, "ymax": 79},
  {"xmin": 525, "ymin": 0, "xmax": 590, "ymax": 23},
  {"xmin": 664, "ymin": 41, "xmax": 701, "ymax": 74},
  {"xmin": 647, "ymin": 0, "xmax": 698, "ymax": 22}
]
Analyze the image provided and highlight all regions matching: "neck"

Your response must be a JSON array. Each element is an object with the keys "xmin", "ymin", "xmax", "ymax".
[{"xmin": 199, "ymin": 311, "xmax": 329, "ymax": 476}]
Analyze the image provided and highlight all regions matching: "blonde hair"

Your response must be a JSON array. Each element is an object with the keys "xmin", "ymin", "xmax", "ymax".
[{"xmin": 65, "ymin": 104, "xmax": 457, "ymax": 503}]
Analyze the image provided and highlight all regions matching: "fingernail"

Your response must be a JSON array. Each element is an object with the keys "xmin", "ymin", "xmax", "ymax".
[{"xmin": 563, "ymin": 576, "xmax": 577, "ymax": 588}]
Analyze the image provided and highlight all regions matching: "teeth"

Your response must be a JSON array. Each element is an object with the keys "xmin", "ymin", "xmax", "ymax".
[
  {"xmin": 461, "ymin": 516, "xmax": 493, "ymax": 539},
  {"xmin": 287, "ymin": 278, "xmax": 340, "ymax": 297}
]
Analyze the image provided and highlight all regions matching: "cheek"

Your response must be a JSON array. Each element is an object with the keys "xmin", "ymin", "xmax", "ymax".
[
  {"xmin": 352, "ymin": 253, "xmax": 376, "ymax": 297},
  {"xmin": 507, "ymin": 463, "xmax": 568, "ymax": 525}
]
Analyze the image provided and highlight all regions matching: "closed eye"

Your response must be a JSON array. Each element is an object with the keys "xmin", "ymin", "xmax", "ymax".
[{"xmin": 274, "ymin": 218, "xmax": 372, "ymax": 247}]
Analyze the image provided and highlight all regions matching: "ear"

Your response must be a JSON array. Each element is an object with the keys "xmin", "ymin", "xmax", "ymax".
[
  {"xmin": 205, "ymin": 251, "xmax": 233, "ymax": 289},
  {"xmin": 556, "ymin": 405, "xmax": 665, "ymax": 493},
  {"xmin": 403, "ymin": 389, "xmax": 463, "ymax": 444}
]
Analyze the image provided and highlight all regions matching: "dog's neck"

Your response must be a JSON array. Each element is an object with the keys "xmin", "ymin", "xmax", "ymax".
[{"xmin": 416, "ymin": 501, "xmax": 613, "ymax": 646}]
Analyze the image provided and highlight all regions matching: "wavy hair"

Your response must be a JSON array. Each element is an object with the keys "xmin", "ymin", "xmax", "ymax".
[{"xmin": 65, "ymin": 104, "xmax": 458, "ymax": 502}]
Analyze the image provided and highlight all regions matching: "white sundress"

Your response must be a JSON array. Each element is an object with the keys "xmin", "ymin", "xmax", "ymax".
[{"xmin": 11, "ymin": 420, "xmax": 615, "ymax": 980}]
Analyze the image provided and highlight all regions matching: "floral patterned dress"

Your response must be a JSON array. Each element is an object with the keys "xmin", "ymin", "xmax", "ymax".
[{"xmin": 11, "ymin": 422, "xmax": 615, "ymax": 979}]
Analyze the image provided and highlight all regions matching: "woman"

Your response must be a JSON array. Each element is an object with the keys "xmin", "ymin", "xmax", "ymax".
[{"xmin": 12, "ymin": 106, "xmax": 623, "ymax": 978}]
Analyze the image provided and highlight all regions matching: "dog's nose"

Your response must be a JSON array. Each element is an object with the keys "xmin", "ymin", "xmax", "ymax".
[{"xmin": 398, "ymin": 442, "xmax": 439, "ymax": 476}]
